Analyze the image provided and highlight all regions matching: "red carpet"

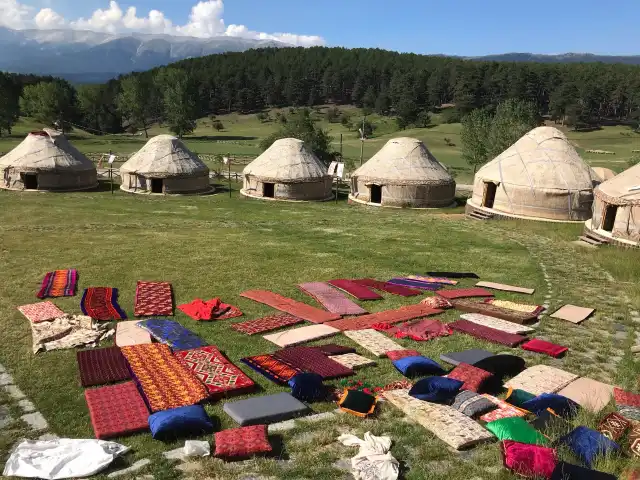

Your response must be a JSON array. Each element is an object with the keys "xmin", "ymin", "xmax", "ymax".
[
  {"xmin": 325, "ymin": 304, "xmax": 442, "ymax": 331},
  {"xmin": 240, "ymin": 290, "xmax": 341, "ymax": 323}
]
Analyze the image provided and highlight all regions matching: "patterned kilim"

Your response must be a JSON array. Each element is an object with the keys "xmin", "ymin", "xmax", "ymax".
[
  {"xmin": 407, "ymin": 275, "xmax": 458, "ymax": 285},
  {"xmin": 134, "ymin": 281, "xmax": 173, "ymax": 316},
  {"xmin": 240, "ymin": 354, "xmax": 301, "ymax": 385},
  {"xmin": 325, "ymin": 304, "xmax": 442, "ymax": 331},
  {"xmin": 136, "ymin": 319, "xmax": 207, "ymax": 350},
  {"xmin": 387, "ymin": 278, "xmax": 440, "ymax": 291},
  {"xmin": 85, "ymin": 381, "xmax": 150, "ymax": 439},
  {"xmin": 121, "ymin": 343, "xmax": 209, "ymax": 412},
  {"xmin": 273, "ymin": 346, "xmax": 354, "ymax": 379},
  {"xmin": 18, "ymin": 301, "xmax": 65, "ymax": 323},
  {"xmin": 80, "ymin": 287, "xmax": 127, "ymax": 321},
  {"xmin": 77, "ymin": 346, "xmax": 131, "ymax": 387},
  {"xmin": 298, "ymin": 282, "xmax": 367, "ymax": 315},
  {"xmin": 37, "ymin": 269, "xmax": 78, "ymax": 299},
  {"xmin": 485, "ymin": 299, "xmax": 544, "ymax": 315},
  {"xmin": 479, "ymin": 394, "xmax": 528, "ymax": 422},
  {"xmin": 240, "ymin": 290, "xmax": 341, "ymax": 323},
  {"xmin": 331, "ymin": 353, "xmax": 376, "ymax": 369},
  {"xmin": 352, "ymin": 279, "xmax": 422, "ymax": 297},
  {"xmin": 175, "ymin": 346, "xmax": 255, "ymax": 397},
  {"xmin": 231, "ymin": 313, "xmax": 304, "ymax": 335}
]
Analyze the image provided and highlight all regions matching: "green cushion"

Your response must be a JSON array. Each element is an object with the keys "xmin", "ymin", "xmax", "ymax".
[
  {"xmin": 506, "ymin": 388, "xmax": 536, "ymax": 408},
  {"xmin": 486, "ymin": 417, "xmax": 548, "ymax": 445}
]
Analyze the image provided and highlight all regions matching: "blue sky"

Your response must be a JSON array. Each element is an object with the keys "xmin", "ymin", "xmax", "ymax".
[{"xmin": 14, "ymin": 0, "xmax": 640, "ymax": 55}]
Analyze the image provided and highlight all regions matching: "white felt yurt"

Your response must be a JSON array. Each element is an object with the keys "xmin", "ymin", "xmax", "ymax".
[
  {"xmin": 591, "ymin": 167, "xmax": 617, "ymax": 182},
  {"xmin": 0, "ymin": 129, "xmax": 97, "ymax": 191}
]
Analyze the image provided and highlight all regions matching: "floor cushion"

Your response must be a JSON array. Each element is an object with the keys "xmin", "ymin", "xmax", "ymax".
[
  {"xmin": 559, "ymin": 427, "xmax": 620, "ymax": 467},
  {"xmin": 149, "ymin": 405, "xmax": 214, "ymax": 440},
  {"xmin": 451, "ymin": 390, "xmax": 497, "ymax": 417},
  {"xmin": 393, "ymin": 356, "xmax": 445, "ymax": 378},
  {"xmin": 550, "ymin": 462, "xmax": 617, "ymax": 480},
  {"xmin": 486, "ymin": 417, "xmax": 549, "ymax": 445},
  {"xmin": 241, "ymin": 354, "xmax": 301, "ymax": 385},
  {"xmin": 506, "ymin": 388, "xmax": 536, "ymax": 408},
  {"xmin": 520, "ymin": 393, "xmax": 580, "ymax": 418},
  {"xmin": 501, "ymin": 440, "xmax": 557, "ymax": 479},
  {"xmin": 115, "ymin": 320, "xmax": 152, "ymax": 347},
  {"xmin": 288, "ymin": 373, "xmax": 325, "ymax": 402},
  {"xmin": 338, "ymin": 389, "xmax": 377, "ymax": 417},
  {"xmin": 480, "ymin": 394, "xmax": 528, "ymax": 423},
  {"xmin": 521, "ymin": 339, "xmax": 569, "ymax": 358},
  {"xmin": 214, "ymin": 425, "xmax": 272, "ymax": 458},
  {"xmin": 223, "ymin": 392, "xmax": 311, "ymax": 426},
  {"xmin": 387, "ymin": 350, "xmax": 421, "ymax": 361},
  {"xmin": 343, "ymin": 329, "xmax": 403, "ymax": 357},
  {"xmin": 505, "ymin": 365, "xmax": 579, "ymax": 396},
  {"xmin": 409, "ymin": 377, "xmax": 463, "ymax": 404},
  {"xmin": 445, "ymin": 363, "xmax": 492, "ymax": 393},
  {"xmin": 440, "ymin": 349, "xmax": 495, "ymax": 366},
  {"xmin": 84, "ymin": 381, "xmax": 149, "ymax": 439},
  {"xmin": 557, "ymin": 378, "xmax": 615, "ymax": 413},
  {"xmin": 597, "ymin": 412, "xmax": 630, "ymax": 441},
  {"xmin": 614, "ymin": 387, "xmax": 640, "ymax": 408},
  {"xmin": 77, "ymin": 346, "xmax": 131, "ymax": 387},
  {"xmin": 263, "ymin": 324, "xmax": 340, "ymax": 348}
]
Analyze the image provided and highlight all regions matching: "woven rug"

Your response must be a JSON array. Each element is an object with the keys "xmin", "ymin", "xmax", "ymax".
[
  {"xmin": 352, "ymin": 279, "xmax": 422, "ymax": 297},
  {"xmin": 240, "ymin": 354, "xmax": 301, "ymax": 385},
  {"xmin": 121, "ymin": 343, "xmax": 209, "ymax": 412},
  {"xmin": 331, "ymin": 353, "xmax": 376, "ymax": 369},
  {"xmin": 311, "ymin": 344, "xmax": 356, "ymax": 356},
  {"xmin": 298, "ymin": 282, "xmax": 367, "ymax": 315},
  {"xmin": 115, "ymin": 320, "xmax": 152, "ymax": 347},
  {"xmin": 326, "ymin": 304, "xmax": 442, "ymax": 331},
  {"xmin": 18, "ymin": 301, "xmax": 65, "ymax": 323},
  {"xmin": 408, "ymin": 275, "xmax": 458, "ymax": 285},
  {"xmin": 387, "ymin": 278, "xmax": 440, "ymax": 291},
  {"xmin": 375, "ymin": 319, "xmax": 452, "ymax": 341},
  {"xmin": 451, "ymin": 299, "xmax": 538, "ymax": 325},
  {"xmin": 327, "ymin": 279, "xmax": 383, "ymax": 300},
  {"xmin": 77, "ymin": 346, "xmax": 131, "ymax": 387},
  {"xmin": 436, "ymin": 288, "xmax": 494, "ymax": 300},
  {"xmin": 80, "ymin": 287, "xmax": 127, "ymax": 321},
  {"xmin": 85, "ymin": 381, "xmax": 149, "ymax": 439},
  {"xmin": 273, "ymin": 346, "xmax": 354, "ymax": 379},
  {"xmin": 37, "ymin": 269, "xmax": 78, "ymax": 299},
  {"xmin": 484, "ymin": 299, "xmax": 545, "ymax": 315},
  {"xmin": 136, "ymin": 319, "xmax": 207, "ymax": 350},
  {"xmin": 134, "ymin": 281, "xmax": 173, "ymax": 316},
  {"xmin": 178, "ymin": 298, "xmax": 243, "ymax": 321},
  {"xmin": 448, "ymin": 320, "xmax": 527, "ymax": 347},
  {"xmin": 344, "ymin": 329, "xmax": 403, "ymax": 357},
  {"xmin": 175, "ymin": 346, "xmax": 255, "ymax": 397},
  {"xmin": 460, "ymin": 313, "xmax": 535, "ymax": 335},
  {"xmin": 240, "ymin": 290, "xmax": 341, "ymax": 323},
  {"xmin": 230, "ymin": 313, "xmax": 304, "ymax": 335}
]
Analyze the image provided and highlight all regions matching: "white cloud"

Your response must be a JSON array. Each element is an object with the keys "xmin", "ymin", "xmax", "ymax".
[{"xmin": 0, "ymin": 0, "xmax": 325, "ymax": 46}]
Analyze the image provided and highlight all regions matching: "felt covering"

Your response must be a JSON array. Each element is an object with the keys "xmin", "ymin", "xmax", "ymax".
[
  {"xmin": 18, "ymin": 301, "xmax": 65, "ymax": 323},
  {"xmin": 505, "ymin": 365, "xmax": 578, "ymax": 396},
  {"xmin": 37, "ymin": 269, "xmax": 78, "ymax": 298},
  {"xmin": 485, "ymin": 299, "xmax": 545, "ymax": 315},
  {"xmin": 214, "ymin": 425, "xmax": 272, "ymax": 458},
  {"xmin": 486, "ymin": 417, "xmax": 549, "ymax": 445},
  {"xmin": 387, "ymin": 350, "xmax": 421, "ymax": 361},
  {"xmin": 231, "ymin": 313, "xmax": 303, "ymax": 335},
  {"xmin": 550, "ymin": 304, "xmax": 595, "ymax": 324},
  {"xmin": 273, "ymin": 346, "xmax": 354, "ymax": 379},
  {"xmin": 343, "ymin": 329, "xmax": 403, "ymax": 357},
  {"xmin": 420, "ymin": 296, "xmax": 453, "ymax": 309},
  {"xmin": 501, "ymin": 440, "xmax": 557, "ymax": 479},
  {"xmin": 240, "ymin": 354, "xmax": 301, "ymax": 385},
  {"xmin": 263, "ymin": 324, "xmax": 340, "ymax": 348},
  {"xmin": 557, "ymin": 378, "xmax": 615, "ymax": 413},
  {"xmin": 521, "ymin": 339, "xmax": 568, "ymax": 358},
  {"xmin": 80, "ymin": 287, "xmax": 126, "ymax": 321},
  {"xmin": 298, "ymin": 282, "xmax": 368, "ymax": 315},
  {"xmin": 288, "ymin": 373, "xmax": 325, "ymax": 401},
  {"xmin": 436, "ymin": 288, "xmax": 494, "ymax": 300},
  {"xmin": 174, "ymin": 346, "xmax": 255, "ymax": 397},
  {"xmin": 121, "ymin": 343, "xmax": 209, "ymax": 412},
  {"xmin": 480, "ymin": 394, "xmax": 529, "ymax": 422},
  {"xmin": 115, "ymin": 320, "xmax": 152, "ymax": 347},
  {"xmin": 384, "ymin": 389, "xmax": 493, "ymax": 450},
  {"xmin": 134, "ymin": 281, "xmax": 173, "ymax": 316},
  {"xmin": 550, "ymin": 462, "xmax": 617, "ymax": 480},
  {"xmin": 331, "ymin": 353, "xmax": 376, "ymax": 369},
  {"xmin": 628, "ymin": 421, "xmax": 640, "ymax": 457},
  {"xmin": 376, "ymin": 319, "xmax": 452, "ymax": 341},
  {"xmin": 409, "ymin": 377, "xmax": 463, "ymax": 403},
  {"xmin": 240, "ymin": 290, "xmax": 341, "ymax": 323},
  {"xmin": 597, "ymin": 412, "xmax": 630, "ymax": 441},
  {"xmin": 136, "ymin": 319, "xmax": 207, "ymax": 350},
  {"xmin": 449, "ymin": 319, "xmax": 527, "ymax": 347},
  {"xmin": 84, "ymin": 381, "xmax": 149, "ymax": 439},
  {"xmin": 311, "ymin": 344, "xmax": 356, "ymax": 356},
  {"xmin": 148, "ymin": 405, "xmax": 214, "ymax": 440},
  {"xmin": 559, "ymin": 427, "xmax": 620, "ymax": 467},
  {"xmin": 440, "ymin": 349, "xmax": 495, "ymax": 366},
  {"xmin": 338, "ymin": 389, "xmax": 377, "ymax": 417},
  {"xmin": 450, "ymin": 298, "xmax": 539, "ymax": 324},
  {"xmin": 77, "ymin": 346, "xmax": 131, "ymax": 387},
  {"xmin": 326, "ymin": 304, "xmax": 442, "ymax": 331},
  {"xmin": 460, "ymin": 313, "xmax": 534, "ymax": 334},
  {"xmin": 506, "ymin": 388, "xmax": 537, "ymax": 408},
  {"xmin": 426, "ymin": 271, "xmax": 479, "ymax": 279},
  {"xmin": 223, "ymin": 392, "xmax": 311, "ymax": 426},
  {"xmin": 353, "ymin": 278, "xmax": 422, "ymax": 296},
  {"xmin": 387, "ymin": 278, "xmax": 441, "ymax": 291},
  {"xmin": 393, "ymin": 356, "xmax": 445, "ymax": 378},
  {"xmin": 408, "ymin": 275, "xmax": 458, "ymax": 285},
  {"xmin": 327, "ymin": 279, "xmax": 383, "ymax": 300},
  {"xmin": 614, "ymin": 387, "xmax": 640, "ymax": 408},
  {"xmin": 452, "ymin": 390, "xmax": 497, "ymax": 417},
  {"xmin": 445, "ymin": 363, "xmax": 493, "ymax": 393},
  {"xmin": 520, "ymin": 393, "xmax": 580, "ymax": 418},
  {"xmin": 476, "ymin": 281, "xmax": 535, "ymax": 294}
]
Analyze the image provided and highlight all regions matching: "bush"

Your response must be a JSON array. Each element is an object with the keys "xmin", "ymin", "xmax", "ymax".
[
  {"xmin": 444, "ymin": 137, "xmax": 455, "ymax": 147},
  {"xmin": 212, "ymin": 120, "xmax": 224, "ymax": 131},
  {"xmin": 442, "ymin": 108, "xmax": 463, "ymax": 124},
  {"xmin": 326, "ymin": 107, "xmax": 341, "ymax": 123},
  {"xmin": 256, "ymin": 112, "xmax": 269, "ymax": 123}
]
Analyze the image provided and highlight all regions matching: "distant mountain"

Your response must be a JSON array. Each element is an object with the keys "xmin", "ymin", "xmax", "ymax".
[
  {"xmin": 0, "ymin": 27, "xmax": 286, "ymax": 83},
  {"xmin": 472, "ymin": 52, "xmax": 640, "ymax": 65}
]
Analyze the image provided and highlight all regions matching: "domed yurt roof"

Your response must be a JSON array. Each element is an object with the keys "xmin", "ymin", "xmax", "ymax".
[
  {"xmin": 595, "ymin": 162, "xmax": 640, "ymax": 206},
  {"xmin": 120, "ymin": 135, "xmax": 208, "ymax": 178},
  {"xmin": 0, "ymin": 129, "xmax": 95, "ymax": 173},
  {"xmin": 591, "ymin": 167, "xmax": 617, "ymax": 182},
  {"xmin": 352, "ymin": 137, "xmax": 454, "ymax": 185},
  {"xmin": 243, "ymin": 138, "xmax": 329, "ymax": 183}
]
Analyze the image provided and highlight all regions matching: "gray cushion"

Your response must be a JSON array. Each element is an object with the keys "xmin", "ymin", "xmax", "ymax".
[
  {"xmin": 440, "ymin": 349, "xmax": 494, "ymax": 366},
  {"xmin": 451, "ymin": 390, "xmax": 496, "ymax": 417},
  {"xmin": 223, "ymin": 392, "xmax": 311, "ymax": 426}
]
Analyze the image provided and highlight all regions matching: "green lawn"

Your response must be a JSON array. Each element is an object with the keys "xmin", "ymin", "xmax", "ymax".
[{"xmin": 0, "ymin": 184, "xmax": 639, "ymax": 479}]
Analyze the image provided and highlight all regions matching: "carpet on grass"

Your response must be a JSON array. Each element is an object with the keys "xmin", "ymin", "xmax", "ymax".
[
  {"xmin": 80, "ymin": 287, "xmax": 127, "ymax": 321},
  {"xmin": 451, "ymin": 298, "xmax": 539, "ymax": 324},
  {"xmin": 387, "ymin": 278, "xmax": 440, "ymax": 291},
  {"xmin": 373, "ymin": 318, "xmax": 452, "ymax": 341},
  {"xmin": 240, "ymin": 354, "xmax": 302, "ymax": 385},
  {"xmin": 352, "ymin": 279, "xmax": 422, "ymax": 297},
  {"xmin": 426, "ymin": 271, "xmax": 479, "ymax": 279},
  {"xmin": 484, "ymin": 299, "xmax": 545, "ymax": 315},
  {"xmin": 557, "ymin": 378, "xmax": 615, "ymax": 414},
  {"xmin": 115, "ymin": 320, "xmax": 152, "ymax": 347},
  {"xmin": 407, "ymin": 275, "xmax": 458, "ymax": 285},
  {"xmin": 550, "ymin": 305, "xmax": 595, "ymax": 324},
  {"xmin": 136, "ymin": 319, "xmax": 207, "ymax": 350},
  {"xmin": 310, "ymin": 344, "xmax": 356, "ymax": 356},
  {"xmin": 505, "ymin": 365, "xmax": 579, "ymax": 397},
  {"xmin": 448, "ymin": 320, "xmax": 527, "ymax": 347},
  {"xmin": 436, "ymin": 288, "xmax": 494, "ymax": 300},
  {"xmin": 327, "ymin": 279, "xmax": 383, "ymax": 300},
  {"xmin": 521, "ymin": 339, "xmax": 568, "ymax": 358},
  {"xmin": 230, "ymin": 313, "xmax": 304, "ymax": 335},
  {"xmin": 240, "ymin": 290, "xmax": 341, "ymax": 323},
  {"xmin": 178, "ymin": 298, "xmax": 243, "ymax": 321},
  {"xmin": 460, "ymin": 313, "xmax": 534, "ymax": 335},
  {"xmin": 18, "ymin": 301, "xmax": 65, "ymax": 323},
  {"xmin": 325, "ymin": 304, "xmax": 442, "ymax": 331},
  {"xmin": 343, "ymin": 329, "xmax": 403, "ymax": 357},
  {"xmin": 134, "ymin": 281, "xmax": 173, "ymax": 317},
  {"xmin": 31, "ymin": 315, "xmax": 112, "ymax": 354},
  {"xmin": 274, "ymin": 346, "xmax": 354, "ymax": 379},
  {"xmin": 331, "ymin": 353, "xmax": 376, "ymax": 369},
  {"xmin": 262, "ymin": 324, "xmax": 339, "ymax": 348},
  {"xmin": 298, "ymin": 282, "xmax": 367, "ymax": 315},
  {"xmin": 37, "ymin": 269, "xmax": 78, "ymax": 299},
  {"xmin": 77, "ymin": 346, "xmax": 131, "ymax": 387},
  {"xmin": 84, "ymin": 381, "xmax": 149, "ymax": 439},
  {"xmin": 476, "ymin": 281, "xmax": 535, "ymax": 295}
]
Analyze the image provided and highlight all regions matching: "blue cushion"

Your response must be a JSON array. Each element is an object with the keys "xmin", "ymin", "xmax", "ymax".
[
  {"xmin": 288, "ymin": 373, "xmax": 325, "ymax": 402},
  {"xmin": 149, "ymin": 405, "xmax": 214, "ymax": 441},
  {"xmin": 521, "ymin": 393, "xmax": 580, "ymax": 418},
  {"xmin": 409, "ymin": 376, "xmax": 463, "ymax": 404},
  {"xmin": 558, "ymin": 427, "xmax": 620, "ymax": 467},
  {"xmin": 393, "ymin": 356, "xmax": 445, "ymax": 378}
]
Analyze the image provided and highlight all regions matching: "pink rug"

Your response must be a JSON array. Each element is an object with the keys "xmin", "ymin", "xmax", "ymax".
[{"xmin": 298, "ymin": 282, "xmax": 367, "ymax": 316}]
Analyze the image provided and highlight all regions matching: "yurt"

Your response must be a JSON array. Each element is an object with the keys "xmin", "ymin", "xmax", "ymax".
[
  {"xmin": 0, "ymin": 129, "xmax": 97, "ymax": 191},
  {"xmin": 592, "ymin": 167, "xmax": 617, "ymax": 182},
  {"xmin": 349, "ymin": 137, "xmax": 456, "ymax": 208},
  {"xmin": 585, "ymin": 162, "xmax": 640, "ymax": 246},
  {"xmin": 119, "ymin": 135, "xmax": 212, "ymax": 195},
  {"xmin": 241, "ymin": 138, "xmax": 333, "ymax": 201},
  {"xmin": 466, "ymin": 127, "xmax": 597, "ymax": 222}
]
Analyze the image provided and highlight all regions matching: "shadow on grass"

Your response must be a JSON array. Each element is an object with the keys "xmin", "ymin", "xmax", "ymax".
[{"xmin": 187, "ymin": 135, "xmax": 258, "ymax": 142}]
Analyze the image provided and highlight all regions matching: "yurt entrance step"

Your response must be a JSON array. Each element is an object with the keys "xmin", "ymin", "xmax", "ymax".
[
  {"xmin": 579, "ymin": 230, "xmax": 610, "ymax": 247},
  {"xmin": 467, "ymin": 208, "xmax": 494, "ymax": 221}
]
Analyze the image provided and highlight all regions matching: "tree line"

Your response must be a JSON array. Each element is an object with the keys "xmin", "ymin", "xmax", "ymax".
[{"xmin": 3, "ymin": 46, "xmax": 640, "ymax": 138}]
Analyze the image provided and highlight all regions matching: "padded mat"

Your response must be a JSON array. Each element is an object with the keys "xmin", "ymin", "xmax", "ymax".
[
  {"xmin": 449, "ymin": 320, "xmax": 527, "ymax": 347},
  {"xmin": 344, "ymin": 329, "xmax": 403, "ymax": 357},
  {"xmin": 505, "ymin": 365, "xmax": 579, "ymax": 396},
  {"xmin": 134, "ymin": 281, "xmax": 173, "ymax": 316},
  {"xmin": 451, "ymin": 298, "xmax": 539, "ymax": 324},
  {"xmin": 115, "ymin": 320, "xmax": 152, "ymax": 347},
  {"xmin": 263, "ymin": 324, "xmax": 339, "ymax": 347},
  {"xmin": 240, "ymin": 354, "xmax": 301, "ymax": 385},
  {"xmin": 331, "ymin": 353, "xmax": 376, "ymax": 369},
  {"xmin": 223, "ymin": 392, "xmax": 311, "ymax": 426},
  {"xmin": 231, "ymin": 313, "xmax": 304, "ymax": 335},
  {"xmin": 440, "ymin": 349, "xmax": 495, "ymax": 366},
  {"xmin": 77, "ymin": 346, "xmax": 131, "ymax": 387},
  {"xmin": 353, "ymin": 278, "xmax": 422, "ymax": 297},
  {"xmin": 85, "ymin": 381, "xmax": 149, "ymax": 439},
  {"xmin": 476, "ymin": 281, "xmax": 535, "ymax": 294},
  {"xmin": 240, "ymin": 290, "xmax": 341, "ymax": 323},
  {"xmin": 436, "ymin": 288, "xmax": 494, "ymax": 299},
  {"xmin": 298, "ymin": 282, "xmax": 367, "ymax": 315},
  {"xmin": 136, "ymin": 319, "xmax": 207, "ymax": 350},
  {"xmin": 80, "ymin": 287, "xmax": 127, "ymax": 321},
  {"xmin": 273, "ymin": 346, "xmax": 354, "ymax": 379},
  {"xmin": 326, "ymin": 304, "xmax": 442, "ymax": 331},
  {"xmin": 327, "ymin": 279, "xmax": 383, "ymax": 300},
  {"xmin": 460, "ymin": 313, "xmax": 534, "ymax": 334},
  {"xmin": 551, "ymin": 305, "xmax": 595, "ymax": 324},
  {"xmin": 557, "ymin": 378, "xmax": 615, "ymax": 413}
]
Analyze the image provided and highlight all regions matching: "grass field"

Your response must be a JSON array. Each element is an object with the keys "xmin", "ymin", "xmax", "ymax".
[
  {"xmin": 1, "ymin": 106, "xmax": 639, "ymax": 184},
  {"xmin": 0, "ymin": 180, "xmax": 639, "ymax": 479}
]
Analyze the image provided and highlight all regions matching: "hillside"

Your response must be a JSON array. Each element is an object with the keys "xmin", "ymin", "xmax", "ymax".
[{"xmin": 473, "ymin": 52, "xmax": 640, "ymax": 64}]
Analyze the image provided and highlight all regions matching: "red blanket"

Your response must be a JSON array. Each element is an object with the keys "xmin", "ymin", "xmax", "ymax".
[
  {"xmin": 352, "ymin": 279, "xmax": 422, "ymax": 297},
  {"xmin": 240, "ymin": 290, "xmax": 341, "ymax": 323},
  {"xmin": 373, "ymin": 318, "xmax": 452, "ymax": 341},
  {"xmin": 449, "ymin": 319, "xmax": 527, "ymax": 347},
  {"xmin": 326, "ymin": 304, "xmax": 442, "ymax": 331},
  {"xmin": 178, "ymin": 298, "xmax": 242, "ymax": 321},
  {"xmin": 327, "ymin": 279, "xmax": 383, "ymax": 300}
]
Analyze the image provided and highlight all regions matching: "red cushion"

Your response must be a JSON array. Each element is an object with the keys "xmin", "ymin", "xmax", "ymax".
[
  {"xmin": 521, "ymin": 339, "xmax": 568, "ymax": 358},
  {"xmin": 386, "ymin": 350, "xmax": 421, "ymax": 361},
  {"xmin": 614, "ymin": 387, "xmax": 640, "ymax": 408},
  {"xmin": 214, "ymin": 425, "xmax": 272, "ymax": 458},
  {"xmin": 445, "ymin": 363, "xmax": 492, "ymax": 392},
  {"xmin": 501, "ymin": 440, "xmax": 557, "ymax": 479},
  {"xmin": 85, "ymin": 382, "xmax": 149, "ymax": 439}
]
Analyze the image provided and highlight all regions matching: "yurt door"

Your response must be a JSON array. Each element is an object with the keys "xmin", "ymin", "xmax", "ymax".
[
  {"xmin": 21, "ymin": 173, "xmax": 38, "ymax": 190},
  {"xmin": 482, "ymin": 182, "xmax": 497, "ymax": 208},
  {"xmin": 151, "ymin": 178, "xmax": 163, "ymax": 194},
  {"xmin": 263, "ymin": 183, "xmax": 275, "ymax": 198},
  {"xmin": 602, "ymin": 205, "xmax": 618, "ymax": 232},
  {"xmin": 369, "ymin": 185, "xmax": 382, "ymax": 204}
]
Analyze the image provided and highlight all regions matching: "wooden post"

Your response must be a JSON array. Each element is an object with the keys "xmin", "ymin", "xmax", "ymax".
[
  {"xmin": 359, "ymin": 117, "xmax": 366, "ymax": 166},
  {"xmin": 228, "ymin": 156, "xmax": 232, "ymax": 198}
]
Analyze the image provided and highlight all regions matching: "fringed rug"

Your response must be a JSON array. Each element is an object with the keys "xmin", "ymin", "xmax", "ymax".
[
  {"xmin": 298, "ymin": 282, "xmax": 367, "ymax": 315},
  {"xmin": 231, "ymin": 313, "xmax": 304, "ymax": 335},
  {"xmin": 37, "ymin": 269, "xmax": 78, "ymax": 299},
  {"xmin": 77, "ymin": 346, "xmax": 131, "ymax": 387},
  {"xmin": 136, "ymin": 319, "xmax": 207, "ymax": 351},
  {"xmin": 240, "ymin": 290, "xmax": 341, "ymax": 323},
  {"xmin": 80, "ymin": 287, "xmax": 127, "ymax": 321},
  {"xmin": 134, "ymin": 281, "xmax": 173, "ymax": 316}
]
